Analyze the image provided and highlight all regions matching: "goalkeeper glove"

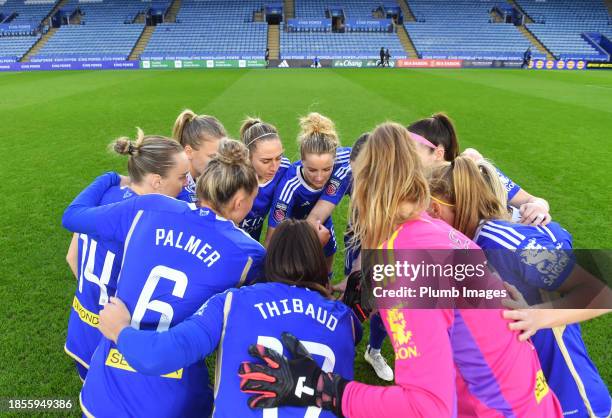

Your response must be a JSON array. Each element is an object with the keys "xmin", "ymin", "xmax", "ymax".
[{"xmin": 238, "ymin": 332, "xmax": 349, "ymax": 417}]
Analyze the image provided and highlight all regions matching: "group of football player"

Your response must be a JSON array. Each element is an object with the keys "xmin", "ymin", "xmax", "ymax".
[{"xmin": 62, "ymin": 110, "xmax": 611, "ymax": 417}]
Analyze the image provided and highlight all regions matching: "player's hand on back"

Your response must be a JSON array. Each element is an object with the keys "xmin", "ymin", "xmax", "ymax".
[
  {"xmin": 519, "ymin": 202, "xmax": 551, "ymax": 226},
  {"xmin": 311, "ymin": 220, "xmax": 331, "ymax": 247},
  {"xmin": 99, "ymin": 297, "xmax": 131, "ymax": 343}
]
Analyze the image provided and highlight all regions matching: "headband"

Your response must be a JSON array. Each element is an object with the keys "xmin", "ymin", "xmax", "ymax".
[
  {"xmin": 408, "ymin": 131, "xmax": 436, "ymax": 149},
  {"xmin": 246, "ymin": 132, "xmax": 276, "ymax": 148}
]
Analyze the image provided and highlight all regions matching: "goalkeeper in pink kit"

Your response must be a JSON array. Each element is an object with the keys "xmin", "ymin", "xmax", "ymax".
[{"xmin": 239, "ymin": 122, "xmax": 563, "ymax": 418}]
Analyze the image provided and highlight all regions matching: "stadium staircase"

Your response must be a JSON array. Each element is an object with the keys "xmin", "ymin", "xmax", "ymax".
[
  {"xmin": 518, "ymin": 25, "xmax": 555, "ymax": 60},
  {"xmin": 604, "ymin": 0, "xmax": 612, "ymax": 15},
  {"xmin": 506, "ymin": 0, "xmax": 533, "ymax": 23},
  {"xmin": 20, "ymin": 27, "xmax": 58, "ymax": 62},
  {"xmin": 284, "ymin": 0, "xmax": 295, "ymax": 19},
  {"xmin": 490, "ymin": 9, "xmax": 504, "ymax": 23},
  {"xmin": 267, "ymin": 24, "xmax": 280, "ymax": 59},
  {"xmin": 397, "ymin": 24, "xmax": 418, "ymax": 58},
  {"xmin": 165, "ymin": 0, "xmax": 182, "ymax": 23},
  {"xmin": 398, "ymin": 0, "xmax": 416, "ymax": 22},
  {"xmin": 133, "ymin": 12, "xmax": 146, "ymax": 24},
  {"xmin": 129, "ymin": 26, "xmax": 155, "ymax": 60}
]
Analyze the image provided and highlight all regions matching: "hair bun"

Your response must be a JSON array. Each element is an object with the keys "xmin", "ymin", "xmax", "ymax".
[
  {"xmin": 113, "ymin": 138, "xmax": 133, "ymax": 155},
  {"xmin": 239, "ymin": 116, "xmax": 264, "ymax": 139},
  {"xmin": 299, "ymin": 112, "xmax": 336, "ymax": 139},
  {"xmin": 215, "ymin": 139, "xmax": 249, "ymax": 165}
]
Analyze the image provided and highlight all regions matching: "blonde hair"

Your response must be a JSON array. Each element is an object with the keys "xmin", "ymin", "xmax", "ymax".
[
  {"xmin": 172, "ymin": 109, "xmax": 226, "ymax": 149},
  {"xmin": 297, "ymin": 112, "xmax": 339, "ymax": 159},
  {"xmin": 350, "ymin": 122, "xmax": 429, "ymax": 249},
  {"xmin": 239, "ymin": 117, "xmax": 280, "ymax": 152},
  {"xmin": 477, "ymin": 159, "xmax": 508, "ymax": 209},
  {"xmin": 428, "ymin": 156, "xmax": 509, "ymax": 238},
  {"xmin": 196, "ymin": 139, "xmax": 258, "ymax": 212},
  {"xmin": 111, "ymin": 128, "xmax": 184, "ymax": 184}
]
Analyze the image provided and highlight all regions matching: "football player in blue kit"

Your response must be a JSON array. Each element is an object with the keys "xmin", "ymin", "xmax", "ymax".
[
  {"xmin": 266, "ymin": 113, "xmax": 351, "ymax": 273},
  {"xmin": 172, "ymin": 109, "xmax": 227, "ymax": 204},
  {"xmin": 237, "ymin": 117, "xmax": 291, "ymax": 241},
  {"xmin": 97, "ymin": 219, "xmax": 362, "ymax": 418},
  {"xmin": 64, "ymin": 130, "xmax": 189, "ymax": 381},
  {"xmin": 407, "ymin": 112, "xmax": 552, "ymax": 225},
  {"xmin": 428, "ymin": 156, "xmax": 612, "ymax": 418},
  {"xmin": 62, "ymin": 139, "xmax": 265, "ymax": 418}
]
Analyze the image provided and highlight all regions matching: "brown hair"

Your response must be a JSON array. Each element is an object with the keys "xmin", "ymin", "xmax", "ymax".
[
  {"xmin": 298, "ymin": 112, "xmax": 339, "ymax": 160},
  {"xmin": 112, "ymin": 128, "xmax": 184, "ymax": 183},
  {"xmin": 239, "ymin": 117, "xmax": 280, "ymax": 153},
  {"xmin": 196, "ymin": 139, "xmax": 258, "ymax": 211},
  {"xmin": 428, "ymin": 156, "xmax": 509, "ymax": 238},
  {"xmin": 265, "ymin": 219, "xmax": 329, "ymax": 296},
  {"xmin": 172, "ymin": 109, "xmax": 226, "ymax": 149},
  {"xmin": 407, "ymin": 112, "xmax": 459, "ymax": 162},
  {"xmin": 350, "ymin": 122, "xmax": 429, "ymax": 249}
]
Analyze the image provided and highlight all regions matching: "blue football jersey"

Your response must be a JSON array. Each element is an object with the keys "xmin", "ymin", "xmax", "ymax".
[
  {"xmin": 475, "ymin": 220, "xmax": 611, "ymax": 417},
  {"xmin": 211, "ymin": 283, "xmax": 359, "ymax": 417},
  {"xmin": 239, "ymin": 156, "xmax": 291, "ymax": 241},
  {"xmin": 63, "ymin": 173, "xmax": 265, "ymax": 418},
  {"xmin": 176, "ymin": 172, "xmax": 197, "ymax": 204},
  {"xmin": 115, "ymin": 282, "xmax": 361, "ymax": 418},
  {"xmin": 65, "ymin": 185, "xmax": 136, "ymax": 378},
  {"xmin": 268, "ymin": 147, "xmax": 351, "ymax": 257},
  {"xmin": 495, "ymin": 167, "xmax": 521, "ymax": 202}
]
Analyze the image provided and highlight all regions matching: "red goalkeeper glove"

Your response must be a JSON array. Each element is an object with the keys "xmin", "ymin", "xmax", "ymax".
[{"xmin": 238, "ymin": 332, "xmax": 349, "ymax": 417}]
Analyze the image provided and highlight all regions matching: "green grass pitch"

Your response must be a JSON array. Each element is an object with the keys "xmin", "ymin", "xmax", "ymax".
[{"xmin": 0, "ymin": 68, "xmax": 610, "ymax": 415}]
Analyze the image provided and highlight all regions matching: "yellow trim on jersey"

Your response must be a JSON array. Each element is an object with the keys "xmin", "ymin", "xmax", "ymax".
[
  {"xmin": 237, "ymin": 257, "xmax": 253, "ymax": 287},
  {"xmin": 80, "ymin": 392, "xmax": 95, "ymax": 418},
  {"xmin": 212, "ymin": 291, "xmax": 234, "ymax": 417},
  {"xmin": 72, "ymin": 296, "xmax": 100, "ymax": 328},
  {"xmin": 64, "ymin": 344, "xmax": 90, "ymax": 369},
  {"xmin": 104, "ymin": 348, "xmax": 183, "ymax": 379},
  {"xmin": 534, "ymin": 370, "xmax": 550, "ymax": 403},
  {"xmin": 551, "ymin": 325, "xmax": 596, "ymax": 417}
]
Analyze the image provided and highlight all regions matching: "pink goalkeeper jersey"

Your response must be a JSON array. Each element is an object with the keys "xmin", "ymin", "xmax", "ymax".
[{"xmin": 342, "ymin": 213, "xmax": 563, "ymax": 418}]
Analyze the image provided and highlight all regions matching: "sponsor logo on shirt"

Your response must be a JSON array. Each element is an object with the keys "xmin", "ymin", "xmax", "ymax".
[
  {"xmin": 387, "ymin": 309, "xmax": 419, "ymax": 360},
  {"xmin": 72, "ymin": 296, "xmax": 99, "ymax": 328},
  {"xmin": 534, "ymin": 370, "xmax": 550, "ymax": 403},
  {"xmin": 105, "ymin": 348, "xmax": 183, "ymax": 379}
]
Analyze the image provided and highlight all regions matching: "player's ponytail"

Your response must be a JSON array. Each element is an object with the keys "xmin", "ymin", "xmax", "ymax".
[
  {"xmin": 407, "ymin": 112, "xmax": 459, "ymax": 162},
  {"xmin": 239, "ymin": 117, "xmax": 280, "ymax": 153},
  {"xmin": 428, "ymin": 157, "xmax": 508, "ymax": 238},
  {"xmin": 297, "ymin": 112, "xmax": 339, "ymax": 159},
  {"xmin": 110, "ymin": 128, "xmax": 184, "ymax": 184},
  {"xmin": 196, "ymin": 139, "xmax": 258, "ymax": 212},
  {"xmin": 172, "ymin": 109, "xmax": 227, "ymax": 150},
  {"xmin": 477, "ymin": 159, "xmax": 508, "ymax": 209},
  {"xmin": 265, "ymin": 219, "xmax": 329, "ymax": 296},
  {"xmin": 350, "ymin": 122, "xmax": 429, "ymax": 249}
]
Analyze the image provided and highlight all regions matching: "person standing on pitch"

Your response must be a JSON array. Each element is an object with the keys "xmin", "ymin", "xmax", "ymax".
[
  {"xmin": 522, "ymin": 47, "xmax": 532, "ymax": 69},
  {"xmin": 377, "ymin": 47, "xmax": 385, "ymax": 67},
  {"xmin": 385, "ymin": 48, "xmax": 391, "ymax": 67}
]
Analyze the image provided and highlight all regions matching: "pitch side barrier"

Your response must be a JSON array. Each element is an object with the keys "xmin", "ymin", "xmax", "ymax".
[{"xmin": 2, "ymin": 58, "xmax": 611, "ymax": 72}]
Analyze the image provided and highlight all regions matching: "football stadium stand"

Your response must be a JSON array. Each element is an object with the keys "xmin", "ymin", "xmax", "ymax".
[
  {"xmin": 281, "ymin": 0, "xmax": 408, "ymax": 59},
  {"xmin": 404, "ymin": 0, "xmax": 547, "ymax": 60},
  {"xmin": 0, "ymin": 0, "xmax": 610, "ymax": 64},
  {"xmin": 141, "ymin": 0, "xmax": 268, "ymax": 60},
  {"xmin": 515, "ymin": 0, "xmax": 611, "ymax": 61},
  {"xmin": 32, "ymin": 0, "xmax": 147, "ymax": 62},
  {"xmin": 0, "ymin": 0, "xmax": 56, "ymax": 62}
]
